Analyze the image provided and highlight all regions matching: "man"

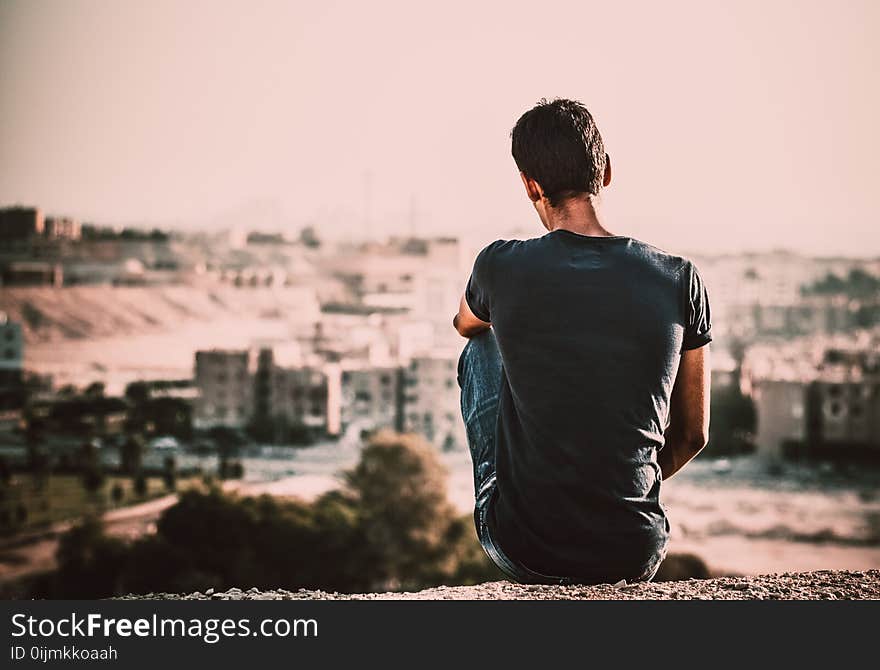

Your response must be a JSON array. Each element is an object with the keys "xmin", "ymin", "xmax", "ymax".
[{"xmin": 454, "ymin": 98, "xmax": 711, "ymax": 585}]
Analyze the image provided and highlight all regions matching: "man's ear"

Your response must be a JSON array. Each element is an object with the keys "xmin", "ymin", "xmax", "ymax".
[
  {"xmin": 519, "ymin": 172, "xmax": 543, "ymax": 203},
  {"xmin": 603, "ymin": 154, "xmax": 612, "ymax": 187}
]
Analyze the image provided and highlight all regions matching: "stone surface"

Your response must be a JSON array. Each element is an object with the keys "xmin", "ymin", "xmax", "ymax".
[{"xmin": 117, "ymin": 569, "xmax": 880, "ymax": 600}]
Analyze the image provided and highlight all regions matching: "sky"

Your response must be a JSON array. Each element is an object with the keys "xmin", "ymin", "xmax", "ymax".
[{"xmin": 1, "ymin": 0, "xmax": 878, "ymax": 255}]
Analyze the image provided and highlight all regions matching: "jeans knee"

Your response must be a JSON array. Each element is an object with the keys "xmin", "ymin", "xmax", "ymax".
[
  {"xmin": 460, "ymin": 330, "xmax": 502, "ymax": 388},
  {"xmin": 458, "ymin": 330, "xmax": 496, "ymax": 387},
  {"xmin": 465, "ymin": 329, "xmax": 497, "ymax": 359}
]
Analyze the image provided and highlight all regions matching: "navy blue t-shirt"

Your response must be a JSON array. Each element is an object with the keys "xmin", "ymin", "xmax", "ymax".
[{"xmin": 465, "ymin": 229, "xmax": 712, "ymax": 580}]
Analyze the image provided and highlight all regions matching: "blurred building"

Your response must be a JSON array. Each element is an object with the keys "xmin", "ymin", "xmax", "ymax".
[
  {"xmin": 392, "ymin": 319, "xmax": 436, "ymax": 362},
  {"xmin": 253, "ymin": 348, "xmax": 341, "ymax": 438},
  {"xmin": 130, "ymin": 378, "xmax": 199, "ymax": 402},
  {"xmin": 43, "ymin": 216, "xmax": 82, "ymax": 241},
  {"xmin": 0, "ymin": 208, "xmax": 80, "ymax": 285},
  {"xmin": 0, "ymin": 314, "xmax": 24, "ymax": 410},
  {"xmin": 320, "ymin": 236, "xmax": 464, "ymax": 314},
  {"xmin": 401, "ymin": 350, "xmax": 465, "ymax": 450},
  {"xmin": 0, "ymin": 207, "xmax": 83, "ymax": 243},
  {"xmin": 193, "ymin": 349, "xmax": 252, "ymax": 429},
  {"xmin": 340, "ymin": 364, "xmax": 402, "ymax": 432},
  {"xmin": 0, "ymin": 261, "xmax": 64, "ymax": 287},
  {"xmin": 66, "ymin": 238, "xmax": 179, "ymax": 286},
  {"xmin": 750, "ymin": 334, "xmax": 880, "ymax": 460},
  {"xmin": 0, "ymin": 206, "xmax": 44, "ymax": 247},
  {"xmin": 695, "ymin": 252, "xmax": 878, "ymax": 340},
  {"xmin": 809, "ymin": 379, "xmax": 879, "ymax": 447},
  {"xmin": 751, "ymin": 380, "xmax": 806, "ymax": 460}
]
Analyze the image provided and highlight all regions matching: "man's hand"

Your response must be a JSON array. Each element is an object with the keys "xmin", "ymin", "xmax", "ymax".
[
  {"xmin": 453, "ymin": 294, "xmax": 491, "ymax": 338},
  {"xmin": 658, "ymin": 345, "xmax": 711, "ymax": 479}
]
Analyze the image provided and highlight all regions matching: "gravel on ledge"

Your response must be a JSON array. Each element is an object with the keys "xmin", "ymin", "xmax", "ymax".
[{"xmin": 117, "ymin": 569, "xmax": 879, "ymax": 601}]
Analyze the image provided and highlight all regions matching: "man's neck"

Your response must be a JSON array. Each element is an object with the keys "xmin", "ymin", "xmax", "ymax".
[{"xmin": 542, "ymin": 195, "xmax": 614, "ymax": 237}]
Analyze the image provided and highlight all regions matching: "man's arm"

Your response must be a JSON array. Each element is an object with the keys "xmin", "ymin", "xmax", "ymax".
[
  {"xmin": 453, "ymin": 294, "xmax": 491, "ymax": 338},
  {"xmin": 658, "ymin": 345, "xmax": 711, "ymax": 479}
]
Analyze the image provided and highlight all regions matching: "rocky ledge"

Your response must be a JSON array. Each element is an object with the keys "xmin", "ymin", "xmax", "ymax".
[{"xmin": 119, "ymin": 569, "xmax": 879, "ymax": 601}]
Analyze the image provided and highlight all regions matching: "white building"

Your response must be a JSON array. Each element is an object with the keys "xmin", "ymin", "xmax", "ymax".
[
  {"xmin": 693, "ymin": 252, "xmax": 876, "ymax": 340},
  {"xmin": 401, "ymin": 350, "xmax": 465, "ymax": 450},
  {"xmin": 748, "ymin": 332, "xmax": 880, "ymax": 460},
  {"xmin": 752, "ymin": 379, "xmax": 807, "ymax": 460},
  {"xmin": 43, "ymin": 216, "xmax": 82, "ymax": 241}
]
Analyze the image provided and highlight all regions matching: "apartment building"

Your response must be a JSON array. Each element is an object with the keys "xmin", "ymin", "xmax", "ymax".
[
  {"xmin": 254, "ymin": 348, "xmax": 341, "ymax": 438},
  {"xmin": 0, "ymin": 314, "xmax": 24, "ymax": 410},
  {"xmin": 340, "ymin": 365, "xmax": 401, "ymax": 432},
  {"xmin": 750, "ymin": 336, "xmax": 880, "ymax": 460},
  {"xmin": 401, "ymin": 350, "xmax": 465, "ymax": 450},
  {"xmin": 193, "ymin": 349, "xmax": 252, "ymax": 429}
]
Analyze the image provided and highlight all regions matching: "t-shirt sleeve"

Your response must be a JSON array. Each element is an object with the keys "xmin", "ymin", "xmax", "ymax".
[
  {"xmin": 464, "ymin": 242, "xmax": 497, "ymax": 323},
  {"xmin": 681, "ymin": 260, "xmax": 712, "ymax": 351}
]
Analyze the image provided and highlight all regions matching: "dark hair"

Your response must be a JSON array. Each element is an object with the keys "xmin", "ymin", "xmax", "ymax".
[{"xmin": 511, "ymin": 98, "xmax": 606, "ymax": 207}]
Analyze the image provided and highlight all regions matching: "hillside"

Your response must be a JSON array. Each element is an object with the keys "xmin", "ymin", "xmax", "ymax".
[{"xmin": 0, "ymin": 284, "xmax": 321, "ymax": 344}]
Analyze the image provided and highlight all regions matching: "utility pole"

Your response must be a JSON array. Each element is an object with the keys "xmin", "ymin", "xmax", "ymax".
[
  {"xmin": 408, "ymin": 193, "xmax": 418, "ymax": 239},
  {"xmin": 363, "ymin": 170, "xmax": 373, "ymax": 242}
]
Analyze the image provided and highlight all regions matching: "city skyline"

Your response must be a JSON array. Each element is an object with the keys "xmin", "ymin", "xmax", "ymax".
[{"xmin": 2, "ymin": 0, "xmax": 879, "ymax": 256}]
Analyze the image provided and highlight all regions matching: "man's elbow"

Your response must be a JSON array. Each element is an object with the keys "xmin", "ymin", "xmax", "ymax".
[
  {"xmin": 453, "ymin": 314, "xmax": 489, "ymax": 338},
  {"xmin": 455, "ymin": 323, "xmax": 488, "ymax": 339},
  {"xmin": 671, "ymin": 424, "xmax": 709, "ymax": 455},
  {"xmin": 686, "ymin": 428, "xmax": 709, "ymax": 454},
  {"xmin": 453, "ymin": 314, "xmax": 468, "ymax": 338}
]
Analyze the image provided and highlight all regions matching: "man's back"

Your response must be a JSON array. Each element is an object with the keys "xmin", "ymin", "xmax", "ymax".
[{"xmin": 465, "ymin": 229, "xmax": 712, "ymax": 580}]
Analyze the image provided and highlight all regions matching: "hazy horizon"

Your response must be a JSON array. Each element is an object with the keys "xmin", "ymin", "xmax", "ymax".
[{"xmin": 2, "ymin": 0, "xmax": 879, "ymax": 256}]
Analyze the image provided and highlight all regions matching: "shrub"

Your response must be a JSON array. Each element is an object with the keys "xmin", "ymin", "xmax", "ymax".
[
  {"xmin": 38, "ymin": 431, "xmax": 500, "ymax": 598},
  {"xmin": 50, "ymin": 517, "xmax": 128, "ymax": 598}
]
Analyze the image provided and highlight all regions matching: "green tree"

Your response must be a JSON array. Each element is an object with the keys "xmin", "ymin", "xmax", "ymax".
[
  {"xmin": 78, "ymin": 440, "xmax": 105, "ymax": 495},
  {"xmin": 133, "ymin": 472, "xmax": 148, "ymax": 498},
  {"xmin": 51, "ymin": 517, "xmax": 128, "ymax": 598},
  {"xmin": 38, "ymin": 431, "xmax": 501, "ymax": 598},
  {"xmin": 83, "ymin": 381, "xmax": 105, "ymax": 398},
  {"xmin": 120, "ymin": 434, "xmax": 145, "ymax": 475},
  {"xmin": 24, "ymin": 417, "xmax": 50, "ymax": 488},
  {"xmin": 162, "ymin": 456, "xmax": 177, "ymax": 491},
  {"xmin": 124, "ymin": 381, "xmax": 150, "ymax": 405},
  {"xmin": 0, "ymin": 456, "xmax": 11, "ymax": 486},
  {"xmin": 299, "ymin": 225, "xmax": 321, "ymax": 248},
  {"xmin": 57, "ymin": 384, "xmax": 78, "ymax": 398},
  {"xmin": 343, "ymin": 431, "xmax": 462, "ymax": 590},
  {"xmin": 208, "ymin": 427, "xmax": 243, "ymax": 479}
]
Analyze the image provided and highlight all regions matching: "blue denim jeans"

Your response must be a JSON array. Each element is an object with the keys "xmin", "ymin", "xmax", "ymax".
[
  {"xmin": 457, "ymin": 329, "xmax": 664, "ymax": 585},
  {"xmin": 457, "ymin": 330, "xmax": 574, "ymax": 585}
]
